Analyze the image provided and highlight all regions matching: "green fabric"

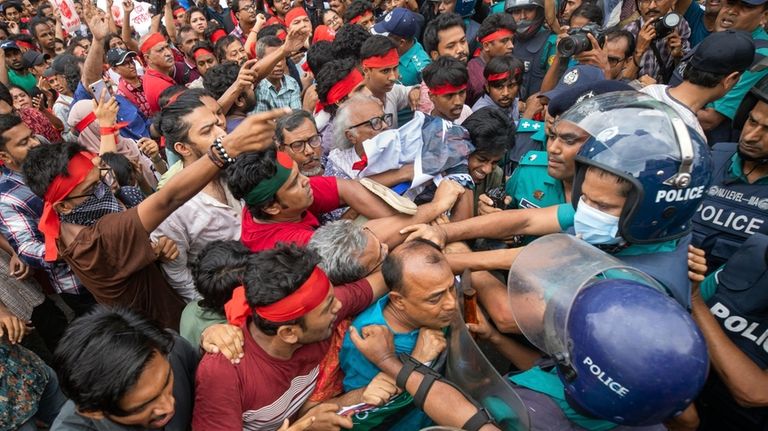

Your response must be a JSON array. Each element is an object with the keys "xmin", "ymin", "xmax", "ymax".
[
  {"xmin": 157, "ymin": 160, "xmax": 184, "ymax": 190},
  {"xmin": 700, "ymin": 267, "xmax": 723, "ymax": 302},
  {"xmin": 490, "ymin": 1, "xmax": 506, "ymax": 14},
  {"xmin": 8, "ymin": 69, "xmax": 36, "ymax": 93},
  {"xmin": 398, "ymin": 42, "xmax": 431, "ymax": 86},
  {"xmin": 728, "ymin": 152, "xmax": 768, "ymax": 184},
  {"xmin": 509, "ymin": 367, "xmax": 618, "ymax": 431},
  {"xmin": 711, "ymin": 27, "xmax": 768, "ymax": 119},
  {"xmin": 473, "ymin": 165, "xmax": 504, "ymax": 215},
  {"xmin": 244, "ymin": 159, "xmax": 292, "ymax": 205},
  {"xmin": 179, "ymin": 301, "xmax": 227, "ymax": 346}
]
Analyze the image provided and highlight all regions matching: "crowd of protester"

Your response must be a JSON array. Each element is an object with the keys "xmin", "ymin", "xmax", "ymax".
[{"xmin": 0, "ymin": 0, "xmax": 767, "ymax": 428}]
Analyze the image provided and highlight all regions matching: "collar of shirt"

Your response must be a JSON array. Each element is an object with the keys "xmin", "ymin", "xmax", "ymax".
[
  {"xmin": 145, "ymin": 67, "xmax": 176, "ymax": 85},
  {"xmin": 728, "ymin": 151, "xmax": 768, "ymax": 184}
]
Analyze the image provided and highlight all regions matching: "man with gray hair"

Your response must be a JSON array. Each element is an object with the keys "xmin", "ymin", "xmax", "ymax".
[
  {"xmin": 309, "ymin": 220, "xmax": 388, "ymax": 284},
  {"xmin": 275, "ymin": 109, "xmax": 324, "ymax": 177},
  {"xmin": 326, "ymin": 94, "xmax": 414, "ymax": 187},
  {"xmin": 253, "ymin": 36, "xmax": 301, "ymax": 112}
]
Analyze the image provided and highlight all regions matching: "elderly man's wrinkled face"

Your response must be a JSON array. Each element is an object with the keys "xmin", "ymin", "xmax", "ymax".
[
  {"xmin": 343, "ymin": 100, "xmax": 389, "ymax": 148},
  {"xmin": 280, "ymin": 117, "xmax": 323, "ymax": 177}
]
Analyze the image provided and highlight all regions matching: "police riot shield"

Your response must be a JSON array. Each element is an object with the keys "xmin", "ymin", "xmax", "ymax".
[
  {"xmin": 446, "ymin": 275, "xmax": 531, "ymax": 431},
  {"xmin": 506, "ymin": 234, "xmax": 665, "ymax": 360}
]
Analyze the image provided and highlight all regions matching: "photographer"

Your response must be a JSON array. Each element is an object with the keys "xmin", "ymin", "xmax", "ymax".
[{"xmin": 622, "ymin": 0, "xmax": 690, "ymax": 84}]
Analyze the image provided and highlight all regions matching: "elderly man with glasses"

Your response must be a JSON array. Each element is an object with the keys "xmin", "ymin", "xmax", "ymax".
[{"xmin": 275, "ymin": 109, "xmax": 325, "ymax": 177}]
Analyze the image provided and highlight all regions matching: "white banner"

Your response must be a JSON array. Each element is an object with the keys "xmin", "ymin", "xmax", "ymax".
[{"xmin": 53, "ymin": 0, "xmax": 82, "ymax": 32}]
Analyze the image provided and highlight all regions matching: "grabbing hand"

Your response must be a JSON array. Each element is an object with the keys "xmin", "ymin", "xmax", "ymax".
[
  {"xmin": 93, "ymin": 89, "xmax": 119, "ymax": 127},
  {"xmin": 0, "ymin": 306, "xmax": 29, "ymax": 344},
  {"xmin": 200, "ymin": 323, "xmax": 245, "ymax": 363},
  {"xmin": 138, "ymin": 137, "xmax": 161, "ymax": 159},
  {"xmin": 152, "ymin": 235, "xmax": 179, "ymax": 262},
  {"xmin": 349, "ymin": 325, "xmax": 397, "ymax": 369},
  {"xmin": 411, "ymin": 328, "xmax": 447, "ymax": 363},
  {"xmin": 635, "ymin": 19, "xmax": 656, "ymax": 55},
  {"xmin": 399, "ymin": 224, "xmax": 447, "ymax": 248},
  {"xmin": 432, "ymin": 179, "xmax": 465, "ymax": 213},
  {"xmin": 667, "ymin": 30, "xmax": 683, "ymax": 58},
  {"xmin": 362, "ymin": 372, "xmax": 400, "ymax": 406},
  {"xmin": 8, "ymin": 253, "xmax": 30, "ymax": 280},
  {"xmin": 277, "ymin": 414, "xmax": 316, "ymax": 431},
  {"xmin": 688, "ymin": 245, "xmax": 707, "ymax": 284},
  {"xmin": 466, "ymin": 306, "xmax": 498, "ymax": 342},
  {"xmin": 303, "ymin": 403, "xmax": 353, "ymax": 430}
]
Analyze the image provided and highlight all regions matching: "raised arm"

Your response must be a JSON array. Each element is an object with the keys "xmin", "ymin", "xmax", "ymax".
[
  {"xmin": 121, "ymin": 0, "xmax": 141, "ymax": 53},
  {"xmin": 80, "ymin": 2, "xmax": 109, "ymax": 91}
]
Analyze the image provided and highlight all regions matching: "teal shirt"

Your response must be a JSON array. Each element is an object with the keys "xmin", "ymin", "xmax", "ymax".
[
  {"xmin": 711, "ymin": 27, "xmax": 768, "ymax": 120},
  {"xmin": 8, "ymin": 69, "xmax": 36, "ymax": 94},
  {"xmin": 398, "ymin": 42, "xmax": 431, "ymax": 86},
  {"xmin": 541, "ymin": 34, "xmax": 578, "ymax": 72},
  {"xmin": 699, "ymin": 267, "xmax": 722, "ymax": 302},
  {"xmin": 179, "ymin": 301, "xmax": 226, "ymax": 347},
  {"xmin": 505, "ymin": 151, "xmax": 566, "ymax": 210},
  {"xmin": 729, "ymin": 151, "xmax": 768, "ymax": 184}
]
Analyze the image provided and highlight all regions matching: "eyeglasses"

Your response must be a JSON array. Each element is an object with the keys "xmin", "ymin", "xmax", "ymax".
[
  {"xmin": 347, "ymin": 113, "xmax": 393, "ymax": 131},
  {"xmin": 283, "ymin": 134, "xmax": 322, "ymax": 153},
  {"xmin": 608, "ymin": 56, "xmax": 626, "ymax": 66},
  {"xmin": 637, "ymin": 0, "xmax": 661, "ymax": 5},
  {"xmin": 241, "ymin": 3, "xmax": 257, "ymax": 11},
  {"xmin": 65, "ymin": 168, "xmax": 114, "ymax": 200}
]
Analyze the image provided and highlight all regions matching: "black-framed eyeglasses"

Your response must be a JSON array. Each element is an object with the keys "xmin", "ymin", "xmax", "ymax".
[
  {"xmin": 284, "ymin": 134, "xmax": 322, "ymax": 153},
  {"xmin": 65, "ymin": 168, "xmax": 114, "ymax": 200},
  {"xmin": 608, "ymin": 56, "xmax": 626, "ymax": 66},
  {"xmin": 241, "ymin": 2, "xmax": 257, "ymax": 11},
  {"xmin": 347, "ymin": 113, "xmax": 393, "ymax": 132}
]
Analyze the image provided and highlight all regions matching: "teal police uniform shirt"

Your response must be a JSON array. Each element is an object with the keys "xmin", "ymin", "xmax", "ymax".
[
  {"xmin": 399, "ymin": 42, "xmax": 432, "ymax": 86},
  {"xmin": 505, "ymin": 151, "xmax": 566, "ymax": 210},
  {"xmin": 505, "ymin": 120, "xmax": 547, "ymax": 172},
  {"xmin": 710, "ymin": 27, "xmax": 768, "ymax": 120}
]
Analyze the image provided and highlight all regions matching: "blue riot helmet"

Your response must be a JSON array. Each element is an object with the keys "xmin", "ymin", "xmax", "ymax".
[
  {"xmin": 454, "ymin": 0, "xmax": 477, "ymax": 18},
  {"xmin": 733, "ymin": 73, "xmax": 768, "ymax": 130},
  {"xmin": 562, "ymin": 279, "xmax": 709, "ymax": 425},
  {"xmin": 503, "ymin": 0, "xmax": 544, "ymax": 40},
  {"xmin": 563, "ymin": 91, "xmax": 713, "ymax": 244}
]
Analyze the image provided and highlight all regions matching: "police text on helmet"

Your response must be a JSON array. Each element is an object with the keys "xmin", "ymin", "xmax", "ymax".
[
  {"xmin": 655, "ymin": 186, "xmax": 705, "ymax": 203},
  {"xmin": 583, "ymin": 357, "xmax": 630, "ymax": 397}
]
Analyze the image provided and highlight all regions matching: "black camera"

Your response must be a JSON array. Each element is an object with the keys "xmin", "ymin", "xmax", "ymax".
[
  {"xmin": 652, "ymin": 12, "xmax": 682, "ymax": 40},
  {"xmin": 485, "ymin": 186, "xmax": 507, "ymax": 208},
  {"xmin": 148, "ymin": 0, "xmax": 167, "ymax": 16},
  {"xmin": 557, "ymin": 23, "xmax": 606, "ymax": 57}
]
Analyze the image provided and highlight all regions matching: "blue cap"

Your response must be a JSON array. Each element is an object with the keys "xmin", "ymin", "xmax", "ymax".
[
  {"xmin": 372, "ymin": 7, "xmax": 424, "ymax": 39},
  {"xmin": 741, "ymin": 0, "xmax": 767, "ymax": 6},
  {"xmin": 540, "ymin": 65, "xmax": 605, "ymax": 103},
  {"xmin": 548, "ymin": 80, "xmax": 635, "ymax": 117},
  {"xmin": 0, "ymin": 40, "xmax": 20, "ymax": 51}
]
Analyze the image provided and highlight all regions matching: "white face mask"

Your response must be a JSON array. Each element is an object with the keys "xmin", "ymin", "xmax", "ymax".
[{"xmin": 573, "ymin": 196, "xmax": 621, "ymax": 245}]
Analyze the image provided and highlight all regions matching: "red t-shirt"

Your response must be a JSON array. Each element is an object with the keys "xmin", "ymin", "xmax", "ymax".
[
  {"xmin": 141, "ymin": 67, "xmax": 176, "ymax": 115},
  {"xmin": 192, "ymin": 279, "xmax": 373, "ymax": 431},
  {"xmin": 240, "ymin": 176, "xmax": 341, "ymax": 252}
]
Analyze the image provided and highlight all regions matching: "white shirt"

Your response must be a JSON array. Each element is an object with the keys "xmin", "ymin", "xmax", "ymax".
[
  {"xmin": 384, "ymin": 84, "xmax": 415, "ymax": 128},
  {"xmin": 640, "ymin": 84, "xmax": 706, "ymax": 139},
  {"xmin": 151, "ymin": 178, "xmax": 242, "ymax": 302}
]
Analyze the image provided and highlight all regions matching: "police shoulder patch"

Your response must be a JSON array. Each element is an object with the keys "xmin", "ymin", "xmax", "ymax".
[
  {"xmin": 519, "ymin": 150, "xmax": 548, "ymax": 166},
  {"xmin": 517, "ymin": 120, "xmax": 544, "ymax": 133}
]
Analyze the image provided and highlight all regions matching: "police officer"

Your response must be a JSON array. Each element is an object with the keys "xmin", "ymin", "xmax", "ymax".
[
  {"xmin": 692, "ymin": 74, "xmax": 768, "ymax": 273},
  {"xmin": 692, "ymin": 233, "xmax": 768, "ymax": 430},
  {"xmin": 505, "ymin": 0, "xmax": 551, "ymax": 100}
]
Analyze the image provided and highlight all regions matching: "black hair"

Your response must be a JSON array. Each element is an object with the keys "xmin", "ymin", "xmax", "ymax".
[
  {"xmin": 3, "ymin": 2, "xmax": 22, "ymax": 14},
  {"xmin": 214, "ymin": 35, "xmax": 241, "ymax": 62},
  {"xmin": 333, "ymin": 23, "xmax": 371, "ymax": 59},
  {"xmin": 0, "ymin": 82, "xmax": 12, "ymax": 107},
  {"xmin": 422, "ymin": 55, "xmax": 468, "ymax": 88},
  {"xmin": 226, "ymin": 149, "xmax": 281, "ymax": 219},
  {"xmin": 59, "ymin": 55, "xmax": 83, "ymax": 94},
  {"xmin": 203, "ymin": 62, "xmax": 240, "ymax": 99},
  {"xmin": 275, "ymin": 109, "xmax": 316, "ymax": 145},
  {"xmin": 157, "ymin": 88, "xmax": 211, "ymax": 154},
  {"xmin": 36, "ymin": 1, "xmax": 52, "ymax": 15},
  {"xmin": 186, "ymin": 6, "xmax": 206, "ymax": 23},
  {"xmin": 28, "ymin": 16, "xmax": 49, "ymax": 38},
  {"xmin": 232, "ymin": 0, "xmax": 255, "ymax": 14},
  {"xmin": 315, "ymin": 57, "xmax": 359, "ymax": 116},
  {"xmin": 100, "ymin": 152, "xmax": 136, "ymax": 187},
  {"xmin": 53, "ymin": 306, "xmax": 174, "ymax": 416},
  {"xmin": 462, "ymin": 107, "xmax": 511, "ymax": 157},
  {"xmin": 102, "ymin": 32, "xmax": 122, "ymax": 51},
  {"xmin": 343, "ymin": 0, "xmax": 373, "ymax": 22},
  {"xmin": 7, "ymin": 83, "xmax": 28, "ymax": 96},
  {"xmin": 382, "ymin": 238, "xmax": 443, "ymax": 293},
  {"xmin": 570, "ymin": 2, "xmax": 603, "ymax": 25},
  {"xmin": 193, "ymin": 240, "xmax": 252, "ymax": 314},
  {"xmin": 244, "ymin": 243, "xmax": 320, "ymax": 334},
  {"xmin": 359, "ymin": 34, "xmax": 396, "ymax": 61},
  {"xmin": 22, "ymin": 141, "xmax": 86, "ymax": 199},
  {"xmin": 306, "ymin": 40, "xmax": 335, "ymax": 76},
  {"xmin": 483, "ymin": 55, "xmax": 524, "ymax": 84},
  {"xmin": 66, "ymin": 34, "xmax": 89, "ymax": 48},
  {"xmin": 255, "ymin": 35, "xmax": 283, "ymax": 59},
  {"xmin": 256, "ymin": 23, "xmax": 287, "ymax": 39},
  {"xmin": 683, "ymin": 66, "xmax": 731, "ymax": 88},
  {"xmin": 10, "ymin": 33, "xmax": 36, "ymax": 46},
  {"xmin": 0, "ymin": 113, "xmax": 23, "ymax": 151},
  {"xmin": 604, "ymin": 28, "xmax": 635, "ymax": 58},
  {"xmin": 157, "ymin": 85, "xmax": 187, "ymax": 110},
  {"xmin": 423, "ymin": 12, "xmax": 466, "ymax": 55},
  {"xmin": 476, "ymin": 12, "xmax": 516, "ymax": 42},
  {"xmin": 176, "ymin": 25, "xmax": 197, "ymax": 45}
]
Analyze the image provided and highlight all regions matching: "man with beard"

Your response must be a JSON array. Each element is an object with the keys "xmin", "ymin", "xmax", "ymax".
[
  {"xmin": 275, "ymin": 110, "xmax": 324, "ymax": 177},
  {"xmin": 140, "ymin": 32, "xmax": 182, "ymax": 115},
  {"xmin": 692, "ymin": 75, "xmax": 768, "ymax": 272},
  {"xmin": 466, "ymin": 13, "xmax": 516, "ymax": 106},
  {"xmin": 204, "ymin": 62, "xmax": 257, "ymax": 132},
  {"xmin": 0, "ymin": 41, "xmax": 35, "ymax": 93},
  {"xmin": 423, "ymin": 12, "xmax": 470, "ymax": 64},
  {"xmin": 151, "ymin": 89, "xmax": 245, "ymax": 302},
  {"xmin": 675, "ymin": 0, "xmax": 722, "ymax": 45},
  {"xmin": 506, "ymin": 0, "xmax": 551, "ymax": 101},
  {"xmin": 230, "ymin": 0, "xmax": 262, "ymax": 43},
  {"xmin": 174, "ymin": 26, "xmax": 202, "ymax": 85}
]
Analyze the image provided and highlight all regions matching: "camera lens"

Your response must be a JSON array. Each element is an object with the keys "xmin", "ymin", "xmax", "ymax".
[
  {"xmin": 662, "ymin": 12, "xmax": 681, "ymax": 28},
  {"xmin": 558, "ymin": 37, "xmax": 577, "ymax": 57}
]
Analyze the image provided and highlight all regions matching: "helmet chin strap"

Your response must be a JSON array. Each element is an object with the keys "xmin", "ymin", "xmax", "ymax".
[
  {"xmin": 737, "ymin": 147, "xmax": 768, "ymax": 165},
  {"xmin": 514, "ymin": 12, "xmax": 544, "ymax": 41}
]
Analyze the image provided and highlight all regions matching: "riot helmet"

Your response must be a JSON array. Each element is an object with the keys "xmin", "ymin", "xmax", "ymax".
[
  {"xmin": 504, "ymin": 0, "xmax": 544, "ymax": 40},
  {"xmin": 563, "ymin": 91, "xmax": 713, "ymax": 244},
  {"xmin": 734, "ymin": 73, "xmax": 768, "ymax": 130}
]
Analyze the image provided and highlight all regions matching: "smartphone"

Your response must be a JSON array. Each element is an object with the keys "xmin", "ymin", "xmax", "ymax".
[{"xmin": 89, "ymin": 79, "xmax": 109, "ymax": 99}]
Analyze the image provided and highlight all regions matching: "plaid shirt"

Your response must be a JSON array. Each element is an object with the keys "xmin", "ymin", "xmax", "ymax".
[
  {"xmin": 0, "ymin": 167, "xmax": 85, "ymax": 295},
  {"xmin": 624, "ymin": 17, "xmax": 691, "ymax": 83},
  {"xmin": 253, "ymin": 75, "xmax": 302, "ymax": 113}
]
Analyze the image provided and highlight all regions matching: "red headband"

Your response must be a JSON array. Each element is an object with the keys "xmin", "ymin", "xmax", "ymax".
[
  {"xmin": 276, "ymin": 31, "xmax": 287, "ymax": 41},
  {"xmin": 349, "ymin": 10, "xmax": 372, "ymax": 24},
  {"xmin": 193, "ymin": 48, "xmax": 214, "ymax": 60},
  {"xmin": 285, "ymin": 7, "xmax": 308, "ymax": 25},
  {"xmin": 316, "ymin": 68, "xmax": 363, "ymax": 112},
  {"xmin": 312, "ymin": 25, "xmax": 336, "ymax": 43},
  {"xmin": 429, "ymin": 83, "xmax": 467, "ymax": 95},
  {"xmin": 224, "ymin": 266, "xmax": 331, "ymax": 326},
  {"xmin": 361, "ymin": 48, "xmax": 399, "ymax": 69},
  {"xmin": 74, "ymin": 111, "xmax": 96, "ymax": 133},
  {"xmin": 479, "ymin": 29, "xmax": 514, "ymax": 44},
  {"xmin": 140, "ymin": 32, "xmax": 165, "ymax": 54},
  {"xmin": 210, "ymin": 29, "xmax": 228, "ymax": 44},
  {"xmin": 39, "ymin": 151, "xmax": 96, "ymax": 262},
  {"xmin": 174, "ymin": 7, "xmax": 185, "ymax": 15},
  {"xmin": 16, "ymin": 41, "xmax": 35, "ymax": 50},
  {"xmin": 487, "ymin": 67, "xmax": 522, "ymax": 83}
]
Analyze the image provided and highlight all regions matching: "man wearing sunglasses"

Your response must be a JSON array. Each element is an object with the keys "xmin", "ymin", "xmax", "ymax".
[{"xmin": 275, "ymin": 109, "xmax": 324, "ymax": 177}]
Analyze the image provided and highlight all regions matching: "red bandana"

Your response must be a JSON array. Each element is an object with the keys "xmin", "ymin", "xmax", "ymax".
[
  {"xmin": 361, "ymin": 48, "xmax": 399, "ymax": 69},
  {"xmin": 351, "ymin": 153, "xmax": 368, "ymax": 171},
  {"xmin": 349, "ymin": 10, "xmax": 372, "ymax": 24},
  {"xmin": 315, "ymin": 68, "xmax": 364, "ymax": 113},
  {"xmin": 479, "ymin": 29, "xmax": 514, "ymax": 44},
  {"xmin": 429, "ymin": 83, "xmax": 467, "ymax": 96},
  {"xmin": 140, "ymin": 32, "xmax": 165, "ymax": 54}
]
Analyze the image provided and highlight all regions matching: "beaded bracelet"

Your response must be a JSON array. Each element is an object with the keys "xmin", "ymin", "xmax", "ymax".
[{"xmin": 213, "ymin": 136, "xmax": 235, "ymax": 164}]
